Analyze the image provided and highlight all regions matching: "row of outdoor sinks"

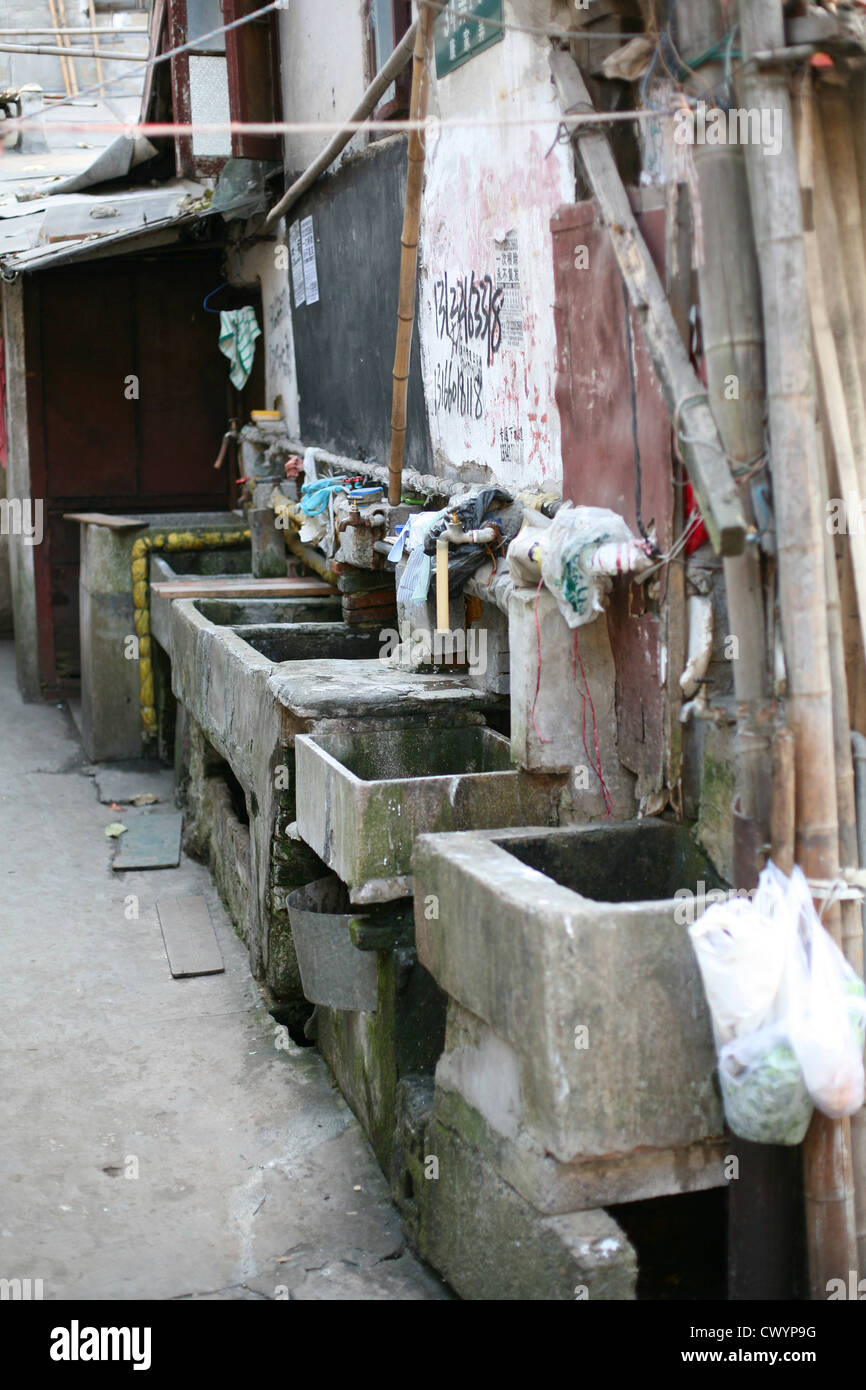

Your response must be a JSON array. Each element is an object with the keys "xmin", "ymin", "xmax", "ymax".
[{"xmin": 157, "ymin": 563, "xmax": 728, "ymax": 1197}]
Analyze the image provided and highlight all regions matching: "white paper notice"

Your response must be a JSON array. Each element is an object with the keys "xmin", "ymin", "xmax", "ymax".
[
  {"xmin": 495, "ymin": 230, "xmax": 524, "ymax": 349},
  {"xmin": 300, "ymin": 215, "xmax": 319, "ymax": 305},
  {"xmin": 289, "ymin": 221, "xmax": 305, "ymax": 307}
]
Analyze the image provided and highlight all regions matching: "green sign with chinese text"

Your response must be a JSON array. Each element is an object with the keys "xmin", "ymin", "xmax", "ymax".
[{"xmin": 434, "ymin": 0, "xmax": 504, "ymax": 78}]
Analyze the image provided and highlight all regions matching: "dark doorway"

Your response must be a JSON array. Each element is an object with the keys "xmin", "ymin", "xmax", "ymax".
[{"xmin": 24, "ymin": 245, "xmax": 264, "ymax": 690}]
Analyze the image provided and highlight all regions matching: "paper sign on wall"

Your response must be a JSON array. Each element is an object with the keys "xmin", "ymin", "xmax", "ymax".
[
  {"xmin": 495, "ymin": 230, "xmax": 524, "ymax": 349},
  {"xmin": 289, "ymin": 221, "xmax": 305, "ymax": 307},
  {"xmin": 300, "ymin": 215, "xmax": 319, "ymax": 305}
]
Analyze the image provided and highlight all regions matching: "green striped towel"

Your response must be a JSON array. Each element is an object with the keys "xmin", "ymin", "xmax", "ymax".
[{"xmin": 218, "ymin": 307, "xmax": 261, "ymax": 390}]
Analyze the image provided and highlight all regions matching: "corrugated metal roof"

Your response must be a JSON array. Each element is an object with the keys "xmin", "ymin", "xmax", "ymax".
[{"xmin": 0, "ymin": 178, "xmax": 214, "ymax": 272}]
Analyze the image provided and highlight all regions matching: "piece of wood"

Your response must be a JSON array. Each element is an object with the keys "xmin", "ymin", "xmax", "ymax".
[
  {"xmin": 157, "ymin": 895, "xmax": 224, "ymax": 978},
  {"xmin": 548, "ymin": 49, "xmax": 746, "ymax": 557},
  {"xmin": 770, "ymin": 727, "xmax": 796, "ymax": 876},
  {"xmin": 63, "ymin": 512, "xmax": 145, "ymax": 529},
  {"xmin": 150, "ymin": 576, "xmax": 333, "ymax": 600},
  {"xmin": 388, "ymin": 5, "xmax": 435, "ymax": 505},
  {"xmin": 112, "ymin": 811, "xmax": 183, "ymax": 870}
]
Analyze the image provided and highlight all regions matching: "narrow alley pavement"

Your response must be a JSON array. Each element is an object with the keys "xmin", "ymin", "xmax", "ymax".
[{"xmin": 0, "ymin": 642, "xmax": 447, "ymax": 1301}]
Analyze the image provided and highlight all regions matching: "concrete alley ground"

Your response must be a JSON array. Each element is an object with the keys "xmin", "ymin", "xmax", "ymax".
[{"xmin": 0, "ymin": 642, "xmax": 447, "ymax": 1301}]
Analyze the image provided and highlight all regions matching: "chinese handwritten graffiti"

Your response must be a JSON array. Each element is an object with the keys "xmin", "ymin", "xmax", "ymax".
[
  {"xmin": 434, "ymin": 344, "xmax": 484, "ymax": 420},
  {"xmin": 432, "ymin": 269, "xmax": 504, "ymax": 367}
]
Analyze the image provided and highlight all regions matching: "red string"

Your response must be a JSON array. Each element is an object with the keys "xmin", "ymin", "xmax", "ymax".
[
  {"xmin": 573, "ymin": 628, "xmax": 613, "ymax": 818},
  {"xmin": 531, "ymin": 577, "xmax": 552, "ymax": 744}
]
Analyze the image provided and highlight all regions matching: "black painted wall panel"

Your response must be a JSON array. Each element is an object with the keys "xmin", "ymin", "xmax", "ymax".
[{"xmin": 289, "ymin": 135, "xmax": 432, "ymax": 474}]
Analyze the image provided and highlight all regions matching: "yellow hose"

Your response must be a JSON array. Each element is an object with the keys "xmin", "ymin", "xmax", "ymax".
[{"xmin": 131, "ymin": 528, "xmax": 250, "ymax": 738}]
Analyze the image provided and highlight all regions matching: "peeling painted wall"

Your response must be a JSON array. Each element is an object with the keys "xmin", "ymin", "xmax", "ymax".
[
  {"xmin": 267, "ymin": 1, "xmax": 576, "ymax": 492},
  {"xmin": 277, "ymin": 0, "xmax": 369, "ymax": 177},
  {"xmin": 416, "ymin": 5, "xmax": 575, "ymax": 490},
  {"xmin": 235, "ymin": 236, "xmax": 301, "ymax": 436}
]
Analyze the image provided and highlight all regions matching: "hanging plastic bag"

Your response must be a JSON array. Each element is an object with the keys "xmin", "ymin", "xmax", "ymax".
[
  {"xmin": 717, "ymin": 1024, "xmax": 814, "ymax": 1147},
  {"xmin": 538, "ymin": 502, "xmax": 653, "ymax": 628},
  {"xmin": 776, "ymin": 864, "xmax": 866, "ymax": 1120},
  {"xmin": 689, "ymin": 860, "xmax": 866, "ymax": 1144}
]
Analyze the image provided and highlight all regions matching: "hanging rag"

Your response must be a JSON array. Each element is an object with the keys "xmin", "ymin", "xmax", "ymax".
[{"xmin": 218, "ymin": 307, "xmax": 261, "ymax": 390}]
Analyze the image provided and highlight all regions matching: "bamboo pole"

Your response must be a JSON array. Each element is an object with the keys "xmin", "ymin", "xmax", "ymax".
[
  {"xmin": 47, "ymin": 0, "xmax": 73, "ymax": 97},
  {"xmin": 797, "ymin": 81, "xmax": 866, "ymax": 664},
  {"xmin": 0, "ymin": 42, "xmax": 146, "ymax": 61},
  {"xmin": 56, "ymin": 0, "xmax": 79, "ymax": 96},
  {"xmin": 674, "ymin": 0, "xmax": 792, "ymax": 1299},
  {"xmin": 87, "ymin": 0, "xmax": 104, "ymax": 97},
  {"xmin": 387, "ymin": 6, "xmax": 434, "ymax": 507},
  {"xmin": 798, "ymin": 75, "xmax": 866, "ymax": 1276},
  {"xmin": 674, "ymin": 0, "xmax": 770, "ymax": 867},
  {"xmin": 739, "ymin": 0, "xmax": 857, "ymax": 1297},
  {"xmin": 817, "ymin": 81, "xmax": 866, "ymax": 422},
  {"xmin": 771, "ymin": 728, "xmax": 796, "ymax": 876}
]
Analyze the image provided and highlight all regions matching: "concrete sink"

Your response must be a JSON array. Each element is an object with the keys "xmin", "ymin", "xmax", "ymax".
[
  {"xmin": 193, "ymin": 596, "xmax": 341, "ymax": 626},
  {"xmin": 414, "ymin": 820, "xmax": 727, "ymax": 1169},
  {"xmin": 295, "ymin": 726, "xmax": 561, "ymax": 904},
  {"xmin": 226, "ymin": 621, "xmax": 381, "ymax": 664}
]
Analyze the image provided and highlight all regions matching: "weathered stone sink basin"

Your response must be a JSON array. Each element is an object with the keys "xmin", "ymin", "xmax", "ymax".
[
  {"xmin": 227, "ymin": 622, "xmax": 381, "ymax": 664},
  {"xmin": 295, "ymin": 726, "xmax": 561, "ymax": 904},
  {"xmin": 193, "ymin": 596, "xmax": 341, "ymax": 626},
  {"xmin": 414, "ymin": 820, "xmax": 727, "ymax": 1168}
]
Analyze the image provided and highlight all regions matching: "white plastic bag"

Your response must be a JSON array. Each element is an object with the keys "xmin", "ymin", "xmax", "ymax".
[
  {"xmin": 717, "ymin": 1024, "xmax": 813, "ymax": 1147},
  {"xmin": 777, "ymin": 865, "xmax": 866, "ymax": 1120},
  {"xmin": 538, "ymin": 503, "xmax": 652, "ymax": 629},
  {"xmin": 689, "ymin": 861, "xmax": 866, "ymax": 1143},
  {"xmin": 689, "ymin": 891, "xmax": 788, "ymax": 1046}
]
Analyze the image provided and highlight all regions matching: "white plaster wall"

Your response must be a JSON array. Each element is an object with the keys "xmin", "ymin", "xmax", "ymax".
[
  {"xmin": 416, "ymin": 1, "xmax": 575, "ymax": 493},
  {"xmin": 277, "ymin": 0, "xmax": 369, "ymax": 175},
  {"xmin": 234, "ymin": 234, "xmax": 301, "ymax": 436}
]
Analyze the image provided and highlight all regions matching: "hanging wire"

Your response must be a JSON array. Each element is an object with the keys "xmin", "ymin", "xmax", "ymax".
[{"xmin": 622, "ymin": 279, "xmax": 653, "ymax": 549}]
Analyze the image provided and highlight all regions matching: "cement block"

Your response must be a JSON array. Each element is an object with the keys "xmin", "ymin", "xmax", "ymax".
[
  {"xmin": 508, "ymin": 585, "xmax": 635, "ymax": 819},
  {"xmin": 316, "ymin": 946, "xmax": 446, "ymax": 1178},
  {"xmin": 295, "ymin": 725, "xmax": 562, "ymax": 903},
  {"xmin": 391, "ymin": 1081, "xmax": 636, "ymax": 1301},
  {"xmin": 433, "ymin": 1003, "xmax": 727, "ymax": 1212}
]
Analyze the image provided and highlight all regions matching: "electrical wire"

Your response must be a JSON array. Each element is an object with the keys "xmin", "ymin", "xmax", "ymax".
[
  {"xmin": 6, "ymin": 107, "xmax": 686, "ymax": 139},
  {"xmin": 621, "ymin": 277, "xmax": 653, "ymax": 549}
]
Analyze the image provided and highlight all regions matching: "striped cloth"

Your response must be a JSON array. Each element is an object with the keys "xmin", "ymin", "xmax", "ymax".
[{"xmin": 218, "ymin": 307, "xmax": 261, "ymax": 390}]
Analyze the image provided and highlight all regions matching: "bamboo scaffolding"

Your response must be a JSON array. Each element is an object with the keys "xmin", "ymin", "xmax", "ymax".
[
  {"xmin": 387, "ymin": 7, "xmax": 434, "ymax": 506},
  {"xmin": 56, "ymin": 0, "xmax": 79, "ymax": 96},
  {"xmin": 47, "ymin": 0, "xmax": 74, "ymax": 97},
  {"xmin": 87, "ymin": 0, "xmax": 104, "ymax": 96},
  {"xmin": 739, "ymin": 0, "xmax": 857, "ymax": 1296},
  {"xmin": 797, "ymin": 74, "xmax": 866, "ymax": 1276}
]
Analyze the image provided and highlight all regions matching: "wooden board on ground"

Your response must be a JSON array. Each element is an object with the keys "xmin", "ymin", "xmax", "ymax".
[
  {"xmin": 63, "ymin": 512, "xmax": 146, "ymax": 529},
  {"xmin": 157, "ymin": 895, "xmax": 224, "ymax": 978},
  {"xmin": 112, "ymin": 811, "xmax": 183, "ymax": 870},
  {"xmin": 150, "ymin": 577, "xmax": 334, "ymax": 600}
]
